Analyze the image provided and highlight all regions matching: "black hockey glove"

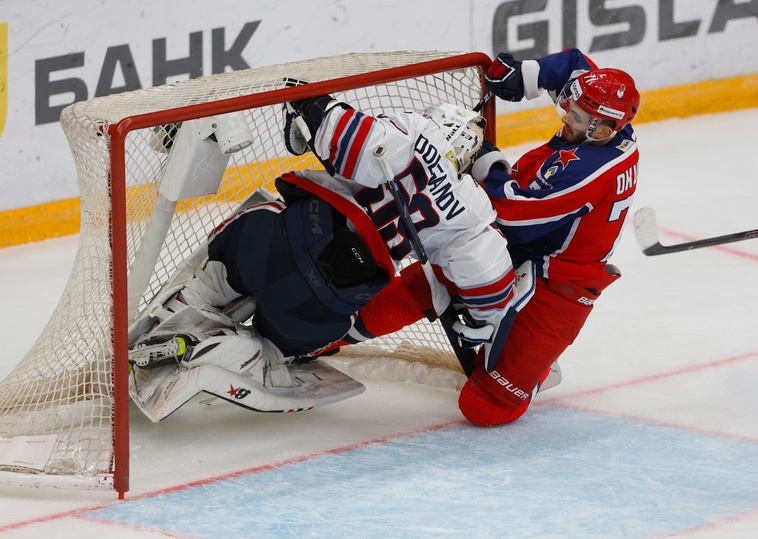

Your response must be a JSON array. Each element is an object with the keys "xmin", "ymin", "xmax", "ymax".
[
  {"xmin": 283, "ymin": 104, "xmax": 309, "ymax": 156},
  {"xmin": 473, "ymin": 140, "xmax": 503, "ymax": 166},
  {"xmin": 287, "ymin": 95, "xmax": 352, "ymax": 142},
  {"xmin": 289, "ymin": 95, "xmax": 340, "ymax": 133},
  {"xmin": 446, "ymin": 305, "xmax": 494, "ymax": 349},
  {"xmin": 485, "ymin": 53, "xmax": 525, "ymax": 102},
  {"xmin": 274, "ymin": 176, "xmax": 312, "ymax": 204},
  {"xmin": 282, "ymin": 95, "xmax": 352, "ymax": 175}
]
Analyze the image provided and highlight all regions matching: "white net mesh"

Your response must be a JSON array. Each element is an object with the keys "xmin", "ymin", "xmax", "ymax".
[{"xmin": 0, "ymin": 51, "xmax": 486, "ymax": 491}]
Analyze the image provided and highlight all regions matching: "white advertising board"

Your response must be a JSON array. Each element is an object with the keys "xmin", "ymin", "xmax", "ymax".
[{"xmin": 0, "ymin": 0, "xmax": 756, "ymax": 211}]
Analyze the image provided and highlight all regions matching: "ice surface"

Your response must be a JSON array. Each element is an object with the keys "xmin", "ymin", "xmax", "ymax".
[{"xmin": 1, "ymin": 109, "xmax": 757, "ymax": 538}]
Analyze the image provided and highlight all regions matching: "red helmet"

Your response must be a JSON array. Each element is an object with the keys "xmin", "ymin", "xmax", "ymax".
[{"xmin": 561, "ymin": 68, "xmax": 640, "ymax": 130}]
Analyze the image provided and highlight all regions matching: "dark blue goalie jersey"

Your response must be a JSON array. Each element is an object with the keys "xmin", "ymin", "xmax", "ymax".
[{"xmin": 207, "ymin": 193, "xmax": 389, "ymax": 357}]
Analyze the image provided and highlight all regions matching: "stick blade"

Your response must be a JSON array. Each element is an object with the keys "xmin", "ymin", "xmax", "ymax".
[{"xmin": 633, "ymin": 207, "xmax": 663, "ymax": 255}]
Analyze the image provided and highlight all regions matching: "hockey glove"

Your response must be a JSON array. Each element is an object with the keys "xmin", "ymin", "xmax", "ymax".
[
  {"xmin": 449, "ymin": 309, "xmax": 495, "ymax": 349},
  {"xmin": 287, "ymin": 95, "xmax": 352, "ymax": 141},
  {"xmin": 470, "ymin": 139, "xmax": 512, "ymax": 183},
  {"xmin": 283, "ymin": 103, "xmax": 310, "ymax": 156},
  {"xmin": 485, "ymin": 53, "xmax": 525, "ymax": 102},
  {"xmin": 282, "ymin": 96, "xmax": 352, "ymax": 176}
]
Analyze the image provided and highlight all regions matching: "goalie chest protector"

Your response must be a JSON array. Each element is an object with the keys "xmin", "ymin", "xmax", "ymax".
[{"xmin": 208, "ymin": 196, "xmax": 388, "ymax": 356}]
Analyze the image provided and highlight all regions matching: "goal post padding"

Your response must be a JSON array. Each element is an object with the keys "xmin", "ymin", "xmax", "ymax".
[{"xmin": 0, "ymin": 51, "xmax": 494, "ymax": 496}]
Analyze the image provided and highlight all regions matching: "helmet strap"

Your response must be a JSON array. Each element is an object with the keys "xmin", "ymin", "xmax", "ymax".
[{"xmin": 582, "ymin": 117, "xmax": 616, "ymax": 144}]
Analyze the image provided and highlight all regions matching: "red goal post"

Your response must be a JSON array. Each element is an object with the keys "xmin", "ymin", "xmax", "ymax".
[{"xmin": 0, "ymin": 51, "xmax": 494, "ymax": 497}]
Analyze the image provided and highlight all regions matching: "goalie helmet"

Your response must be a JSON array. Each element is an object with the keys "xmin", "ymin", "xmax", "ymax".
[
  {"xmin": 556, "ymin": 68, "xmax": 640, "ymax": 134},
  {"xmin": 421, "ymin": 102, "xmax": 486, "ymax": 173}
]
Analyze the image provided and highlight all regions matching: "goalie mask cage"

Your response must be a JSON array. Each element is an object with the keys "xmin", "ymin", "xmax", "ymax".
[{"xmin": 0, "ymin": 51, "xmax": 494, "ymax": 497}]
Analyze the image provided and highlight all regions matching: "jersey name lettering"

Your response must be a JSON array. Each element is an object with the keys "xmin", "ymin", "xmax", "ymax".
[
  {"xmin": 616, "ymin": 163, "xmax": 638, "ymax": 195},
  {"xmin": 414, "ymin": 134, "xmax": 466, "ymax": 220}
]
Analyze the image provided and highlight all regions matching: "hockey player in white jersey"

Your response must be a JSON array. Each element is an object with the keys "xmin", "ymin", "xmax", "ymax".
[
  {"xmin": 282, "ymin": 95, "xmax": 523, "ymax": 341},
  {"xmin": 128, "ymin": 96, "xmax": 531, "ymax": 422}
]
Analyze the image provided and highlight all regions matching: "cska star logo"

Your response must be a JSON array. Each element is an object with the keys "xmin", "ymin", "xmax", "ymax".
[{"xmin": 555, "ymin": 148, "xmax": 581, "ymax": 169}]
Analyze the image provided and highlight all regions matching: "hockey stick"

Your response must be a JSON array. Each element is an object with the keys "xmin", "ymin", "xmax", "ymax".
[
  {"xmin": 373, "ymin": 144, "xmax": 477, "ymax": 375},
  {"xmin": 372, "ymin": 145, "xmax": 448, "ymax": 313},
  {"xmin": 472, "ymin": 91, "xmax": 492, "ymax": 113},
  {"xmin": 633, "ymin": 207, "xmax": 758, "ymax": 256}
]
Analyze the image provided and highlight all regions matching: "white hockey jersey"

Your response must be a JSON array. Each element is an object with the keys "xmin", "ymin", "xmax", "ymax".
[{"xmin": 302, "ymin": 105, "xmax": 517, "ymax": 325}]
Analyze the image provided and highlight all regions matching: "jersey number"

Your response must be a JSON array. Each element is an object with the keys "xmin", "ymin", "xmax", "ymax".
[{"xmin": 355, "ymin": 161, "xmax": 441, "ymax": 260}]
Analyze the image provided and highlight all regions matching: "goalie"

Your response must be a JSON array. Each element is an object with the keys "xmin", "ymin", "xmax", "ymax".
[{"xmin": 128, "ymin": 96, "xmax": 526, "ymax": 422}]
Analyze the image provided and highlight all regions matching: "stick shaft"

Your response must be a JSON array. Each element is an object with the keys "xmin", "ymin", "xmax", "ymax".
[{"xmin": 634, "ymin": 207, "xmax": 758, "ymax": 256}]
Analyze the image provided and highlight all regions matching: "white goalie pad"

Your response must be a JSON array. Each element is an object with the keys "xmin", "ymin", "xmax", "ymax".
[
  {"xmin": 128, "ymin": 187, "xmax": 278, "ymax": 346},
  {"xmin": 129, "ymin": 360, "xmax": 365, "ymax": 422},
  {"xmin": 128, "ymin": 303, "xmax": 365, "ymax": 421}
]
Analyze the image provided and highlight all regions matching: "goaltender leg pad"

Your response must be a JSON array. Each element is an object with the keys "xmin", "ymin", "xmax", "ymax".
[
  {"xmin": 127, "ymin": 242, "xmax": 209, "ymax": 346},
  {"xmin": 178, "ymin": 260, "xmax": 243, "ymax": 310},
  {"xmin": 130, "ymin": 360, "xmax": 365, "ymax": 422},
  {"xmin": 129, "ymin": 310, "xmax": 365, "ymax": 421},
  {"xmin": 135, "ymin": 304, "xmax": 239, "ymax": 346}
]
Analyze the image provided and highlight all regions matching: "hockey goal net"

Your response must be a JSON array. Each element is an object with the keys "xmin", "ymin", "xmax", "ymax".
[{"xmin": 0, "ymin": 51, "xmax": 494, "ymax": 496}]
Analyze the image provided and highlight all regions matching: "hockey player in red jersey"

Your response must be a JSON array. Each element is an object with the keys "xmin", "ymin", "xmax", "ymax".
[{"xmin": 458, "ymin": 48, "xmax": 640, "ymax": 426}]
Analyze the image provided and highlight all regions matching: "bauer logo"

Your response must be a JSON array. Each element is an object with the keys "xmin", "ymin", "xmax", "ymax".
[{"xmin": 0, "ymin": 22, "xmax": 7, "ymax": 140}]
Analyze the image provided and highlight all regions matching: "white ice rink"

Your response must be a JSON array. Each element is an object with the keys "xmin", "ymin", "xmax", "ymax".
[{"xmin": 1, "ymin": 109, "xmax": 757, "ymax": 538}]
